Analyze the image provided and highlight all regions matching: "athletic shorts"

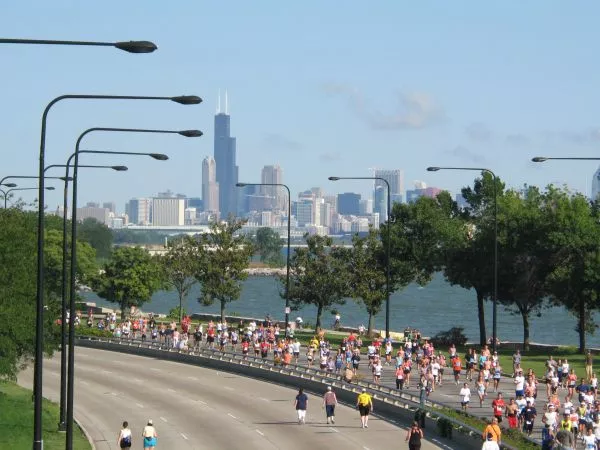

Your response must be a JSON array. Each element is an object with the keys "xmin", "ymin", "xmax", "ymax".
[{"xmin": 358, "ymin": 405, "xmax": 370, "ymax": 416}]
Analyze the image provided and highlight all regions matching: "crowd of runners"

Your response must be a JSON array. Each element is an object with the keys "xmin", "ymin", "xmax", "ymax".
[{"xmin": 78, "ymin": 310, "xmax": 600, "ymax": 449}]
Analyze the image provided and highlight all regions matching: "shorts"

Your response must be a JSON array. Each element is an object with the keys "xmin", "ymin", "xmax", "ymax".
[
  {"xmin": 293, "ymin": 352, "xmax": 300, "ymax": 357},
  {"xmin": 325, "ymin": 404, "xmax": 335, "ymax": 417},
  {"xmin": 358, "ymin": 405, "xmax": 370, "ymax": 416},
  {"xmin": 461, "ymin": 401, "xmax": 469, "ymax": 406},
  {"xmin": 143, "ymin": 436, "xmax": 156, "ymax": 448},
  {"xmin": 453, "ymin": 370, "xmax": 461, "ymax": 377},
  {"xmin": 515, "ymin": 389, "xmax": 524, "ymax": 397}
]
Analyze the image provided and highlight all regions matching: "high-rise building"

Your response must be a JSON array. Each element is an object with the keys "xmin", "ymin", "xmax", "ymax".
[
  {"xmin": 337, "ymin": 192, "xmax": 361, "ymax": 215},
  {"xmin": 261, "ymin": 165, "xmax": 285, "ymax": 210},
  {"xmin": 202, "ymin": 156, "xmax": 219, "ymax": 213},
  {"xmin": 125, "ymin": 198, "xmax": 152, "ymax": 225},
  {"xmin": 359, "ymin": 198, "xmax": 373, "ymax": 215},
  {"xmin": 374, "ymin": 169, "xmax": 404, "ymax": 218},
  {"xmin": 593, "ymin": 165, "xmax": 600, "ymax": 201},
  {"xmin": 102, "ymin": 202, "xmax": 116, "ymax": 213},
  {"xmin": 152, "ymin": 198, "xmax": 185, "ymax": 226},
  {"xmin": 77, "ymin": 206, "xmax": 110, "ymax": 224},
  {"xmin": 214, "ymin": 90, "xmax": 238, "ymax": 217},
  {"xmin": 296, "ymin": 200, "xmax": 314, "ymax": 227}
]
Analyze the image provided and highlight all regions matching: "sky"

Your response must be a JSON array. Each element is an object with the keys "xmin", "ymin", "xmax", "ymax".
[{"xmin": 2, "ymin": 1, "xmax": 600, "ymax": 212}]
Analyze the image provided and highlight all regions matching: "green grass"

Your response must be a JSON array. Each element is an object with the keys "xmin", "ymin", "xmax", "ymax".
[{"xmin": 0, "ymin": 381, "xmax": 91, "ymax": 450}]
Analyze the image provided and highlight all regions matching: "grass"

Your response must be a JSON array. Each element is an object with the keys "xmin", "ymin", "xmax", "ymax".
[{"xmin": 0, "ymin": 381, "xmax": 91, "ymax": 450}]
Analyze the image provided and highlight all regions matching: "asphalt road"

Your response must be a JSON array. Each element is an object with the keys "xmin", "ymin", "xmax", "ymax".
[{"xmin": 18, "ymin": 348, "xmax": 452, "ymax": 450}]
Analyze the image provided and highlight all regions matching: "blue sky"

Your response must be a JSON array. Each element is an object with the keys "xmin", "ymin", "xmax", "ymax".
[{"xmin": 2, "ymin": 1, "xmax": 600, "ymax": 211}]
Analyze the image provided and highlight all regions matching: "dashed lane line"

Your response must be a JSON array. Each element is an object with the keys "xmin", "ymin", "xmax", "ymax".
[
  {"xmin": 328, "ymin": 427, "xmax": 338, "ymax": 433},
  {"xmin": 181, "ymin": 433, "xmax": 189, "ymax": 440},
  {"xmin": 227, "ymin": 413, "xmax": 237, "ymax": 419},
  {"xmin": 160, "ymin": 416, "xmax": 168, "ymax": 423},
  {"xmin": 136, "ymin": 403, "xmax": 144, "ymax": 408},
  {"xmin": 255, "ymin": 429, "xmax": 264, "ymax": 436}
]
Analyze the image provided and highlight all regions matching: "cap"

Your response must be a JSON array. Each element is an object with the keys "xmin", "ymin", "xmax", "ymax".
[
  {"xmin": 362, "ymin": 388, "xmax": 367, "ymax": 392},
  {"xmin": 148, "ymin": 419, "xmax": 153, "ymax": 425},
  {"xmin": 327, "ymin": 386, "xmax": 332, "ymax": 391}
]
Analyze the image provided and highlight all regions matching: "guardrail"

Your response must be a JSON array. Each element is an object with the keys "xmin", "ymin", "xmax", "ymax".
[{"xmin": 75, "ymin": 335, "xmax": 537, "ymax": 450}]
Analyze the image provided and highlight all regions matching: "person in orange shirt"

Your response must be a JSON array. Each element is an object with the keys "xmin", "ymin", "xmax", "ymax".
[
  {"xmin": 452, "ymin": 356, "xmax": 462, "ymax": 385},
  {"xmin": 483, "ymin": 417, "xmax": 502, "ymax": 445}
]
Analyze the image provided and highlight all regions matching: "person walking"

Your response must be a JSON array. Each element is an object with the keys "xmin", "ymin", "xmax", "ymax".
[
  {"xmin": 585, "ymin": 350, "xmax": 594, "ymax": 380},
  {"xmin": 322, "ymin": 386, "xmax": 338, "ymax": 424},
  {"xmin": 142, "ymin": 419, "xmax": 157, "ymax": 449},
  {"xmin": 405, "ymin": 421, "xmax": 423, "ymax": 450},
  {"xmin": 117, "ymin": 421, "xmax": 132, "ymax": 449},
  {"xmin": 356, "ymin": 388, "xmax": 373, "ymax": 429},
  {"xmin": 294, "ymin": 387, "xmax": 308, "ymax": 424},
  {"xmin": 483, "ymin": 417, "xmax": 502, "ymax": 446}
]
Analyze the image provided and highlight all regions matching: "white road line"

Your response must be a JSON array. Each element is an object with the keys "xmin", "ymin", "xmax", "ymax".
[
  {"xmin": 431, "ymin": 439, "xmax": 454, "ymax": 450},
  {"xmin": 80, "ymin": 381, "xmax": 89, "ymax": 386},
  {"xmin": 363, "ymin": 447, "xmax": 371, "ymax": 450},
  {"xmin": 133, "ymin": 378, "xmax": 142, "ymax": 383},
  {"xmin": 160, "ymin": 416, "xmax": 168, "ymax": 423},
  {"xmin": 259, "ymin": 397, "xmax": 269, "ymax": 402},
  {"xmin": 223, "ymin": 386, "xmax": 234, "ymax": 391},
  {"xmin": 167, "ymin": 388, "xmax": 176, "ymax": 393},
  {"xmin": 150, "ymin": 368, "xmax": 160, "ymax": 372},
  {"xmin": 227, "ymin": 413, "xmax": 237, "ymax": 419},
  {"xmin": 102, "ymin": 370, "xmax": 112, "ymax": 374},
  {"xmin": 328, "ymin": 427, "xmax": 338, "ymax": 433},
  {"xmin": 181, "ymin": 433, "xmax": 189, "ymax": 440},
  {"xmin": 187, "ymin": 376, "xmax": 198, "ymax": 381},
  {"xmin": 136, "ymin": 403, "xmax": 144, "ymax": 408},
  {"xmin": 197, "ymin": 400, "xmax": 207, "ymax": 405},
  {"xmin": 255, "ymin": 429, "xmax": 264, "ymax": 436}
]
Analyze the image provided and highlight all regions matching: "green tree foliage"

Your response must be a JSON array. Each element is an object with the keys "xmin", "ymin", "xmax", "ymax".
[
  {"xmin": 543, "ymin": 187, "xmax": 600, "ymax": 353},
  {"xmin": 285, "ymin": 234, "xmax": 348, "ymax": 329},
  {"xmin": 92, "ymin": 246, "xmax": 163, "ymax": 320},
  {"xmin": 194, "ymin": 218, "xmax": 254, "ymax": 323},
  {"xmin": 77, "ymin": 217, "xmax": 113, "ymax": 259},
  {"xmin": 254, "ymin": 227, "xmax": 284, "ymax": 266},
  {"xmin": 443, "ymin": 173, "xmax": 505, "ymax": 346},
  {"xmin": 159, "ymin": 236, "xmax": 200, "ymax": 323},
  {"xmin": 342, "ymin": 228, "xmax": 387, "ymax": 335},
  {"xmin": 112, "ymin": 229, "xmax": 170, "ymax": 245}
]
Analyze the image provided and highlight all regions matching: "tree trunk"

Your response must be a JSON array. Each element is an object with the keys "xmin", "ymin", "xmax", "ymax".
[
  {"xmin": 476, "ymin": 289, "xmax": 486, "ymax": 346},
  {"xmin": 179, "ymin": 292, "xmax": 184, "ymax": 324},
  {"xmin": 521, "ymin": 310, "xmax": 530, "ymax": 351},
  {"xmin": 367, "ymin": 311, "xmax": 375, "ymax": 336},
  {"xmin": 315, "ymin": 303, "xmax": 323, "ymax": 330},
  {"xmin": 578, "ymin": 297, "xmax": 586, "ymax": 354},
  {"xmin": 220, "ymin": 299, "xmax": 226, "ymax": 324},
  {"xmin": 120, "ymin": 300, "xmax": 126, "ymax": 321}
]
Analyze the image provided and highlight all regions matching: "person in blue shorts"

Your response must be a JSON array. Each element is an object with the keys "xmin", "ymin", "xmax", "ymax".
[{"xmin": 142, "ymin": 419, "xmax": 157, "ymax": 449}]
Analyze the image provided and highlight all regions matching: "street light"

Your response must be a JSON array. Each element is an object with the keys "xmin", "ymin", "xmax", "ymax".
[
  {"xmin": 427, "ymin": 166, "xmax": 499, "ymax": 352},
  {"xmin": 328, "ymin": 176, "xmax": 392, "ymax": 339},
  {"xmin": 236, "ymin": 182, "xmax": 292, "ymax": 337},
  {"xmin": 33, "ymin": 93, "xmax": 200, "ymax": 450},
  {"xmin": 1, "ymin": 186, "xmax": 55, "ymax": 208},
  {"xmin": 1, "ymin": 182, "xmax": 17, "ymax": 188},
  {"xmin": 532, "ymin": 156, "xmax": 600, "ymax": 162},
  {"xmin": 0, "ymin": 38, "xmax": 157, "ymax": 53}
]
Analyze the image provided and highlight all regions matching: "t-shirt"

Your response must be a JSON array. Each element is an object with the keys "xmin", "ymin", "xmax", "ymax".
[
  {"xmin": 583, "ymin": 434, "xmax": 596, "ymax": 449},
  {"xmin": 357, "ymin": 393, "xmax": 372, "ymax": 407},
  {"xmin": 514, "ymin": 376, "xmax": 525, "ymax": 390},
  {"xmin": 295, "ymin": 393, "xmax": 308, "ymax": 410},
  {"xmin": 492, "ymin": 399, "xmax": 505, "ymax": 417},
  {"xmin": 460, "ymin": 387, "xmax": 471, "ymax": 403}
]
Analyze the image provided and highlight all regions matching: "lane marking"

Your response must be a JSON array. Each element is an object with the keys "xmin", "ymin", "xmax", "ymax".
[
  {"xmin": 431, "ymin": 439, "xmax": 454, "ymax": 450},
  {"xmin": 80, "ymin": 381, "xmax": 89, "ymax": 386},
  {"xmin": 133, "ymin": 378, "xmax": 142, "ymax": 383},
  {"xmin": 136, "ymin": 403, "xmax": 144, "ymax": 408},
  {"xmin": 255, "ymin": 429, "xmax": 264, "ymax": 436},
  {"xmin": 227, "ymin": 413, "xmax": 237, "ymax": 419},
  {"xmin": 102, "ymin": 370, "xmax": 112, "ymax": 374},
  {"xmin": 259, "ymin": 397, "xmax": 269, "ymax": 402},
  {"xmin": 167, "ymin": 388, "xmax": 176, "ymax": 393},
  {"xmin": 223, "ymin": 386, "xmax": 234, "ymax": 391},
  {"xmin": 150, "ymin": 368, "xmax": 160, "ymax": 372},
  {"xmin": 197, "ymin": 400, "xmax": 207, "ymax": 405},
  {"xmin": 363, "ymin": 447, "xmax": 371, "ymax": 450},
  {"xmin": 187, "ymin": 376, "xmax": 198, "ymax": 381},
  {"xmin": 329, "ymin": 427, "xmax": 338, "ymax": 433},
  {"xmin": 181, "ymin": 433, "xmax": 189, "ymax": 440},
  {"xmin": 160, "ymin": 416, "xmax": 168, "ymax": 423}
]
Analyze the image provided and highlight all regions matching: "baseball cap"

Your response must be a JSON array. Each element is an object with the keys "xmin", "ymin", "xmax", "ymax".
[
  {"xmin": 148, "ymin": 419, "xmax": 153, "ymax": 425},
  {"xmin": 362, "ymin": 388, "xmax": 367, "ymax": 392}
]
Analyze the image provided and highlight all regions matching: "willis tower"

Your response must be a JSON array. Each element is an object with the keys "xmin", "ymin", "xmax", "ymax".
[{"xmin": 214, "ymin": 90, "xmax": 238, "ymax": 217}]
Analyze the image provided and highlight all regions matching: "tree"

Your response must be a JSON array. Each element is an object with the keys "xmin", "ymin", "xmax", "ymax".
[
  {"xmin": 285, "ymin": 234, "xmax": 348, "ymax": 329},
  {"xmin": 544, "ymin": 188, "xmax": 600, "ymax": 353},
  {"xmin": 443, "ymin": 173, "xmax": 505, "ymax": 346},
  {"xmin": 92, "ymin": 246, "xmax": 163, "ymax": 320},
  {"xmin": 77, "ymin": 217, "xmax": 113, "ymax": 260},
  {"xmin": 343, "ymin": 228, "xmax": 387, "ymax": 335},
  {"xmin": 194, "ymin": 218, "xmax": 254, "ymax": 323},
  {"xmin": 159, "ymin": 236, "xmax": 200, "ymax": 323},
  {"xmin": 254, "ymin": 227, "xmax": 283, "ymax": 266}
]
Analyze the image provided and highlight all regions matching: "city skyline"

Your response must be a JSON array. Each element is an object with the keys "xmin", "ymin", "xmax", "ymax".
[{"xmin": 3, "ymin": 2, "xmax": 600, "ymax": 212}]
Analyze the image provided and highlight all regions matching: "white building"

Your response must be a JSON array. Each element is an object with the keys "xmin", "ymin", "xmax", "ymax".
[
  {"xmin": 202, "ymin": 156, "xmax": 219, "ymax": 213},
  {"xmin": 593, "ymin": 165, "xmax": 600, "ymax": 201},
  {"xmin": 152, "ymin": 198, "xmax": 185, "ymax": 226},
  {"xmin": 126, "ymin": 198, "xmax": 152, "ymax": 225}
]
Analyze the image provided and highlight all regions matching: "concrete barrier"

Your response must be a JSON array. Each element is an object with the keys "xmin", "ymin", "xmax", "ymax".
[{"xmin": 75, "ymin": 337, "xmax": 534, "ymax": 449}]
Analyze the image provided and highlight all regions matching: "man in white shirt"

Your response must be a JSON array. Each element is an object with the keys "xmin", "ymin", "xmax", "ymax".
[
  {"xmin": 514, "ymin": 371, "xmax": 525, "ymax": 397},
  {"xmin": 459, "ymin": 382, "xmax": 471, "ymax": 411}
]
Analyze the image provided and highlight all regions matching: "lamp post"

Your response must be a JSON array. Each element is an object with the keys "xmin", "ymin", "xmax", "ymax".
[
  {"xmin": 1, "ymin": 186, "xmax": 55, "ymax": 208},
  {"xmin": 427, "ymin": 166, "xmax": 499, "ymax": 352},
  {"xmin": 236, "ymin": 182, "xmax": 292, "ymax": 336},
  {"xmin": 41, "ymin": 164, "xmax": 127, "ymax": 431},
  {"xmin": 328, "ymin": 176, "xmax": 392, "ymax": 339},
  {"xmin": 0, "ymin": 38, "xmax": 157, "ymax": 53},
  {"xmin": 33, "ymin": 93, "xmax": 200, "ymax": 450}
]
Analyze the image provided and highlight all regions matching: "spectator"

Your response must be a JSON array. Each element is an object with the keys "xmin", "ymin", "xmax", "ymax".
[{"xmin": 482, "ymin": 417, "xmax": 501, "ymax": 445}]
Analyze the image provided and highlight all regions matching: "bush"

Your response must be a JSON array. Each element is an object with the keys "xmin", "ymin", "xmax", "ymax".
[
  {"xmin": 436, "ymin": 417, "xmax": 453, "ymax": 438},
  {"xmin": 431, "ymin": 327, "xmax": 467, "ymax": 347}
]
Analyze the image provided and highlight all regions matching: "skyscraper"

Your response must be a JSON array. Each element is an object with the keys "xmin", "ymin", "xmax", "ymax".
[
  {"xmin": 202, "ymin": 156, "xmax": 219, "ymax": 213},
  {"xmin": 593, "ymin": 165, "xmax": 600, "ymax": 201},
  {"xmin": 261, "ymin": 164, "xmax": 285, "ymax": 210},
  {"xmin": 337, "ymin": 192, "xmax": 361, "ymax": 215},
  {"xmin": 214, "ymin": 90, "xmax": 238, "ymax": 217},
  {"xmin": 374, "ymin": 169, "xmax": 404, "ymax": 222}
]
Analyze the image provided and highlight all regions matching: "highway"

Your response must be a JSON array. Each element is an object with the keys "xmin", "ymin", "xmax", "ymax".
[{"xmin": 18, "ymin": 348, "xmax": 450, "ymax": 450}]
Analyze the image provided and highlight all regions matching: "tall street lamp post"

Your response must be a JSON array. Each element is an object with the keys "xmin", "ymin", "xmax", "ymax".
[
  {"xmin": 33, "ymin": 93, "xmax": 200, "ymax": 450},
  {"xmin": 0, "ymin": 38, "xmax": 157, "ymax": 53},
  {"xmin": 427, "ymin": 166, "xmax": 499, "ymax": 352},
  {"xmin": 328, "ymin": 176, "xmax": 392, "ymax": 339},
  {"xmin": 1, "ymin": 186, "xmax": 55, "ymax": 208},
  {"xmin": 236, "ymin": 182, "xmax": 292, "ymax": 336}
]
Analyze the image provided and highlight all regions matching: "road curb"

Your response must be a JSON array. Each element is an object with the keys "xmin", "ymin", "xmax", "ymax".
[{"xmin": 75, "ymin": 417, "xmax": 96, "ymax": 450}]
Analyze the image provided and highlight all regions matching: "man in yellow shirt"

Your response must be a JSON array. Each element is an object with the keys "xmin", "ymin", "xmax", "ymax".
[{"xmin": 356, "ymin": 388, "xmax": 373, "ymax": 428}]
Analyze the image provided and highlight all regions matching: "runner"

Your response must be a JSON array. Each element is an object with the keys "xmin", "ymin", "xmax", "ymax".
[
  {"xmin": 322, "ymin": 386, "xmax": 338, "ymax": 424},
  {"xmin": 294, "ymin": 388, "xmax": 308, "ymax": 424},
  {"xmin": 117, "ymin": 421, "xmax": 132, "ymax": 449},
  {"xmin": 459, "ymin": 382, "xmax": 471, "ymax": 412},
  {"xmin": 405, "ymin": 421, "xmax": 424, "ymax": 450},
  {"xmin": 491, "ymin": 392, "xmax": 505, "ymax": 424},
  {"xmin": 142, "ymin": 419, "xmax": 157, "ymax": 450},
  {"xmin": 356, "ymin": 388, "xmax": 373, "ymax": 429}
]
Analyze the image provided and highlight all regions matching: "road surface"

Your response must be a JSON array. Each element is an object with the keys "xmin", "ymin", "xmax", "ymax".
[{"xmin": 18, "ymin": 348, "xmax": 452, "ymax": 450}]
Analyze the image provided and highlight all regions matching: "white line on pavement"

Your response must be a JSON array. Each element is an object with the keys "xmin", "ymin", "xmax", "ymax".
[
  {"xmin": 431, "ymin": 438, "xmax": 454, "ymax": 450},
  {"xmin": 259, "ymin": 397, "xmax": 269, "ymax": 402},
  {"xmin": 136, "ymin": 403, "xmax": 144, "ymax": 408},
  {"xmin": 150, "ymin": 368, "xmax": 160, "ymax": 372},
  {"xmin": 133, "ymin": 378, "xmax": 142, "ymax": 383},
  {"xmin": 160, "ymin": 416, "xmax": 168, "ymax": 423},
  {"xmin": 328, "ymin": 427, "xmax": 338, "ymax": 433},
  {"xmin": 223, "ymin": 386, "xmax": 234, "ymax": 391},
  {"xmin": 197, "ymin": 400, "xmax": 207, "ymax": 405},
  {"xmin": 227, "ymin": 413, "xmax": 237, "ymax": 419},
  {"xmin": 167, "ymin": 388, "xmax": 176, "ymax": 393},
  {"xmin": 187, "ymin": 376, "xmax": 198, "ymax": 380},
  {"xmin": 181, "ymin": 433, "xmax": 189, "ymax": 440},
  {"xmin": 363, "ymin": 447, "xmax": 371, "ymax": 450},
  {"xmin": 102, "ymin": 370, "xmax": 112, "ymax": 374},
  {"xmin": 255, "ymin": 429, "xmax": 264, "ymax": 436},
  {"xmin": 80, "ymin": 381, "xmax": 89, "ymax": 386}
]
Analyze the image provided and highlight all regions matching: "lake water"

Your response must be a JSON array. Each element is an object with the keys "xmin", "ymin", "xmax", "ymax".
[{"xmin": 82, "ymin": 273, "xmax": 596, "ymax": 347}]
